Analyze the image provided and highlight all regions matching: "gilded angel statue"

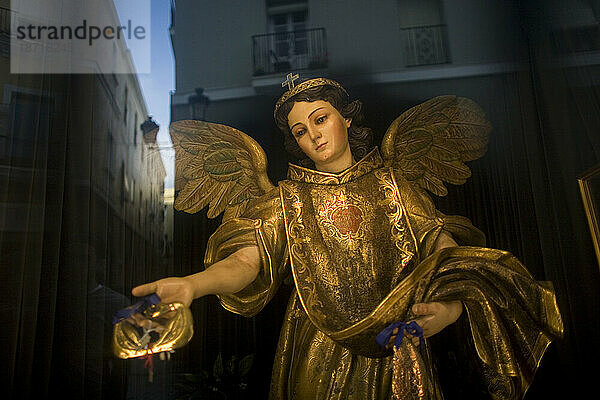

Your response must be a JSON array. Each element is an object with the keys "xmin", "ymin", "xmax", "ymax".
[{"xmin": 129, "ymin": 77, "xmax": 563, "ymax": 399}]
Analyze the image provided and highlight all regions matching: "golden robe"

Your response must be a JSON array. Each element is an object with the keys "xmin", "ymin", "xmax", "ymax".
[{"xmin": 204, "ymin": 149, "xmax": 563, "ymax": 399}]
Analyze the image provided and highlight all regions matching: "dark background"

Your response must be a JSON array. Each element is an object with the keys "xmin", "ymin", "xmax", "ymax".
[{"xmin": 2, "ymin": 0, "xmax": 599, "ymax": 399}]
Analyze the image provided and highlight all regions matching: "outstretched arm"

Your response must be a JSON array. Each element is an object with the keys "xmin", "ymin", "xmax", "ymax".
[{"xmin": 131, "ymin": 246, "xmax": 261, "ymax": 307}]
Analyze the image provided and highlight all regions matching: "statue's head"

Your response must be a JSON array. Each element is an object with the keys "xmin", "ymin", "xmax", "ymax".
[{"xmin": 274, "ymin": 78, "xmax": 373, "ymax": 169}]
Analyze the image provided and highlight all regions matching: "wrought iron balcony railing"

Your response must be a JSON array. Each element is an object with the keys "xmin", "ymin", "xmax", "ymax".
[
  {"xmin": 0, "ymin": 7, "xmax": 10, "ymax": 58},
  {"xmin": 401, "ymin": 24, "xmax": 450, "ymax": 67},
  {"xmin": 252, "ymin": 27, "xmax": 327, "ymax": 76},
  {"xmin": 0, "ymin": 7, "xmax": 11, "ymax": 34}
]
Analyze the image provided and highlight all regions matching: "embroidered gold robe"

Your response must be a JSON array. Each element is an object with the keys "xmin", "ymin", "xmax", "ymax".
[{"xmin": 204, "ymin": 149, "xmax": 563, "ymax": 399}]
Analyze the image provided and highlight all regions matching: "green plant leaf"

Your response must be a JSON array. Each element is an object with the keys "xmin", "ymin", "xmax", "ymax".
[{"xmin": 239, "ymin": 354, "xmax": 254, "ymax": 377}]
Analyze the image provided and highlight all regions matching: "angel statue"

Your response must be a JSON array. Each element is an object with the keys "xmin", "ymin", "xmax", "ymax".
[{"xmin": 130, "ymin": 77, "xmax": 563, "ymax": 399}]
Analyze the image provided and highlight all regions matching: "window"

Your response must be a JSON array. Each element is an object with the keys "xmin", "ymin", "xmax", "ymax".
[
  {"xmin": 267, "ymin": 1, "xmax": 308, "ymax": 70},
  {"xmin": 550, "ymin": 0, "xmax": 600, "ymax": 53},
  {"xmin": 107, "ymin": 131, "xmax": 114, "ymax": 178},
  {"xmin": 0, "ymin": 103, "xmax": 8, "ymax": 159},
  {"xmin": 123, "ymin": 87, "xmax": 128, "ymax": 124},
  {"xmin": 133, "ymin": 113, "xmax": 138, "ymax": 147},
  {"xmin": 266, "ymin": 0, "xmax": 303, "ymax": 6},
  {"xmin": 270, "ymin": 10, "xmax": 308, "ymax": 56},
  {"xmin": 254, "ymin": 0, "xmax": 325, "ymax": 75},
  {"xmin": 120, "ymin": 162, "xmax": 126, "ymax": 206},
  {"xmin": 4, "ymin": 92, "xmax": 52, "ymax": 166},
  {"xmin": 398, "ymin": 0, "xmax": 450, "ymax": 66},
  {"xmin": 0, "ymin": 7, "xmax": 11, "ymax": 57}
]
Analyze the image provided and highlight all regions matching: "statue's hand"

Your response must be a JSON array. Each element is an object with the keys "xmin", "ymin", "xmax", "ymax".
[
  {"xmin": 132, "ymin": 277, "xmax": 195, "ymax": 307},
  {"xmin": 385, "ymin": 301, "xmax": 463, "ymax": 348},
  {"xmin": 411, "ymin": 301, "xmax": 463, "ymax": 337}
]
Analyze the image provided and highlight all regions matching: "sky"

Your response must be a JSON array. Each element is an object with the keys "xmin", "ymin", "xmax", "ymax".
[{"xmin": 114, "ymin": 0, "xmax": 175, "ymax": 189}]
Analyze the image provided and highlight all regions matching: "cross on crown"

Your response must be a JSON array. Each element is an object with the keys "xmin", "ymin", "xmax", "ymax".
[{"xmin": 281, "ymin": 72, "xmax": 300, "ymax": 91}]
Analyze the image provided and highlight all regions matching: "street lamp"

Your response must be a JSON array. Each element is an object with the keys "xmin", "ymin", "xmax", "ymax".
[{"xmin": 188, "ymin": 87, "xmax": 210, "ymax": 120}]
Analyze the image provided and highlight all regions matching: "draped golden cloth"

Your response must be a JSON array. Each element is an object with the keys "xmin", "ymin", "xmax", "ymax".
[{"xmin": 204, "ymin": 149, "xmax": 563, "ymax": 399}]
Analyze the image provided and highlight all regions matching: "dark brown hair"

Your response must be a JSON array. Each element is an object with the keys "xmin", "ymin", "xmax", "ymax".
[{"xmin": 274, "ymin": 85, "xmax": 374, "ymax": 168}]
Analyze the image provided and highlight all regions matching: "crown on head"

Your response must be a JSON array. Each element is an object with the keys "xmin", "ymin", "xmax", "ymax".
[{"xmin": 274, "ymin": 73, "xmax": 348, "ymax": 118}]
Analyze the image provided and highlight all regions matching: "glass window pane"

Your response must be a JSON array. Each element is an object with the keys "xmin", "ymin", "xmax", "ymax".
[{"xmin": 292, "ymin": 11, "xmax": 307, "ymax": 23}]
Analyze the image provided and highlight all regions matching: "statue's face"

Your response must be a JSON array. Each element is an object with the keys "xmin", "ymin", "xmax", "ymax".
[{"xmin": 287, "ymin": 100, "xmax": 353, "ymax": 172}]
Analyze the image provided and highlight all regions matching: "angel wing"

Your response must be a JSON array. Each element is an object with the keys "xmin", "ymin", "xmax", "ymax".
[
  {"xmin": 381, "ymin": 96, "xmax": 491, "ymax": 196},
  {"xmin": 171, "ymin": 120, "xmax": 276, "ymax": 220}
]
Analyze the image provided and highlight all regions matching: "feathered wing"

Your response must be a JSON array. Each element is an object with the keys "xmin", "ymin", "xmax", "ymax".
[
  {"xmin": 381, "ymin": 96, "xmax": 491, "ymax": 196},
  {"xmin": 171, "ymin": 120, "xmax": 276, "ymax": 220}
]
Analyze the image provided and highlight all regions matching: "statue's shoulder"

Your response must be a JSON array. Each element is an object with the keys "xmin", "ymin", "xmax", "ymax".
[{"xmin": 242, "ymin": 185, "xmax": 283, "ymax": 218}]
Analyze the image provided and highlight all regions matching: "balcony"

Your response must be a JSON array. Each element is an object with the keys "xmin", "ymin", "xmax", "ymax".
[
  {"xmin": 401, "ymin": 24, "xmax": 449, "ymax": 67},
  {"xmin": 0, "ymin": 7, "xmax": 11, "ymax": 57},
  {"xmin": 252, "ymin": 27, "xmax": 327, "ymax": 76},
  {"xmin": 0, "ymin": 6, "xmax": 10, "ymax": 33}
]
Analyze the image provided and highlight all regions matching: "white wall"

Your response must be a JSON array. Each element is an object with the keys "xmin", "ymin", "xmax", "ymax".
[
  {"xmin": 397, "ymin": 0, "xmax": 442, "ymax": 28},
  {"xmin": 310, "ymin": 0, "xmax": 403, "ymax": 74},
  {"xmin": 173, "ymin": 0, "xmax": 525, "ymax": 92},
  {"xmin": 173, "ymin": 0, "xmax": 267, "ymax": 91},
  {"xmin": 442, "ymin": 0, "xmax": 522, "ymax": 64}
]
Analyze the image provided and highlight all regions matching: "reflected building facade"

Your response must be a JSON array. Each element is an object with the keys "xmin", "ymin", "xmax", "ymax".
[{"xmin": 1, "ymin": 0, "xmax": 172, "ymax": 398}]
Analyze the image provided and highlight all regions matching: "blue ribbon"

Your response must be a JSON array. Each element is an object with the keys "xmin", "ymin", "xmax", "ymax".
[
  {"xmin": 375, "ymin": 320, "xmax": 424, "ymax": 351},
  {"xmin": 112, "ymin": 294, "xmax": 161, "ymax": 325}
]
